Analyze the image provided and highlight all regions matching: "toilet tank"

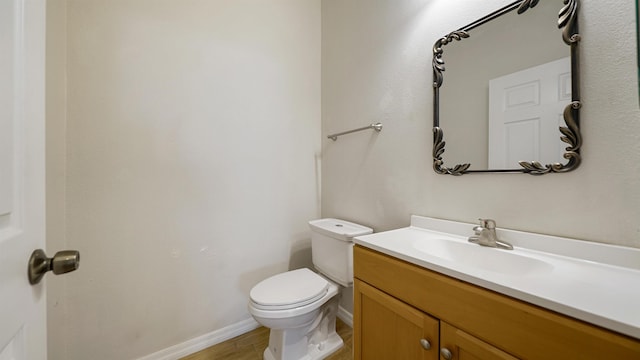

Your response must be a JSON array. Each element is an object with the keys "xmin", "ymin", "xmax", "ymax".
[{"xmin": 309, "ymin": 218, "xmax": 373, "ymax": 287}]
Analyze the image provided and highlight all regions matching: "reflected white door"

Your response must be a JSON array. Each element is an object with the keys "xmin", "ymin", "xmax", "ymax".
[
  {"xmin": 0, "ymin": 0, "xmax": 47, "ymax": 359},
  {"xmin": 488, "ymin": 57, "xmax": 571, "ymax": 169}
]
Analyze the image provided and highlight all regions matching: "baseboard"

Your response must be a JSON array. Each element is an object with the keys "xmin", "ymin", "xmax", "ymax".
[
  {"xmin": 136, "ymin": 317, "xmax": 260, "ymax": 360},
  {"xmin": 337, "ymin": 305, "xmax": 353, "ymax": 328},
  {"xmin": 137, "ymin": 308, "xmax": 351, "ymax": 360}
]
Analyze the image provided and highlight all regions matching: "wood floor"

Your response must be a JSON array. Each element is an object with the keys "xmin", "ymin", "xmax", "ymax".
[{"xmin": 181, "ymin": 318, "xmax": 353, "ymax": 360}]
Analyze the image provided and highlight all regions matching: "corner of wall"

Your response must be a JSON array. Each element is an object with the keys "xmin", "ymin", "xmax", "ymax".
[{"xmin": 45, "ymin": 0, "xmax": 69, "ymax": 359}]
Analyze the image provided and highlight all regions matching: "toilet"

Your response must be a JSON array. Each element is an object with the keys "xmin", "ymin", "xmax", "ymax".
[{"xmin": 248, "ymin": 218, "xmax": 372, "ymax": 360}]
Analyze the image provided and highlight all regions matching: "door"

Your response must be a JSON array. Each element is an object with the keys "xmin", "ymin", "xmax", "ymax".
[
  {"xmin": 354, "ymin": 279, "xmax": 439, "ymax": 360},
  {"xmin": 0, "ymin": 0, "xmax": 47, "ymax": 358},
  {"xmin": 439, "ymin": 322, "xmax": 519, "ymax": 360},
  {"xmin": 488, "ymin": 57, "xmax": 571, "ymax": 169}
]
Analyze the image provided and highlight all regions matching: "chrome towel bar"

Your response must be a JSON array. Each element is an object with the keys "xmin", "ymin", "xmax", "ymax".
[{"xmin": 327, "ymin": 123, "xmax": 383, "ymax": 141}]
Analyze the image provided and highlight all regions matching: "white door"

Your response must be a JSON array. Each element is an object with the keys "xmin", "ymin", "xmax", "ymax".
[
  {"xmin": 488, "ymin": 57, "xmax": 571, "ymax": 169},
  {"xmin": 0, "ymin": 0, "xmax": 47, "ymax": 359}
]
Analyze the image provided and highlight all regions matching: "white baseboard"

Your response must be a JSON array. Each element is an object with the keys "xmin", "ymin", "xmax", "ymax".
[
  {"xmin": 137, "ymin": 308, "xmax": 352, "ymax": 360},
  {"xmin": 136, "ymin": 317, "xmax": 260, "ymax": 360},
  {"xmin": 337, "ymin": 305, "xmax": 353, "ymax": 328}
]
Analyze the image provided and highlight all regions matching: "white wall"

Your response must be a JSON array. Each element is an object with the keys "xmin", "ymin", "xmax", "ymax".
[
  {"xmin": 48, "ymin": 1, "xmax": 321, "ymax": 359},
  {"xmin": 322, "ymin": 0, "xmax": 640, "ymax": 248}
]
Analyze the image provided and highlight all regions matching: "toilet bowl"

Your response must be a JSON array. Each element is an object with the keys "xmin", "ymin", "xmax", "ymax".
[
  {"xmin": 248, "ymin": 219, "xmax": 373, "ymax": 360},
  {"xmin": 249, "ymin": 269, "xmax": 341, "ymax": 360}
]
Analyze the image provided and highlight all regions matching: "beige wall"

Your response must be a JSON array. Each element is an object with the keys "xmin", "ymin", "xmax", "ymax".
[
  {"xmin": 45, "ymin": 0, "xmax": 67, "ymax": 358},
  {"xmin": 46, "ymin": 0, "xmax": 640, "ymax": 358},
  {"xmin": 47, "ymin": 1, "xmax": 321, "ymax": 359},
  {"xmin": 322, "ymin": 0, "xmax": 640, "ymax": 248}
]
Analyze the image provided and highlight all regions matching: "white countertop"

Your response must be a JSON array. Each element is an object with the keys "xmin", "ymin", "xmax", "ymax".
[{"xmin": 354, "ymin": 215, "xmax": 640, "ymax": 339}]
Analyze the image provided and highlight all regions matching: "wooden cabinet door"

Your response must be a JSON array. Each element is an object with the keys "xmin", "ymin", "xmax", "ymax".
[
  {"xmin": 354, "ymin": 279, "xmax": 439, "ymax": 360},
  {"xmin": 440, "ymin": 322, "xmax": 518, "ymax": 360}
]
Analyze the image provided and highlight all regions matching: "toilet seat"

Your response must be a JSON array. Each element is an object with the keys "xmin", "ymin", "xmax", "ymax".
[{"xmin": 250, "ymin": 268, "xmax": 329, "ymax": 311}]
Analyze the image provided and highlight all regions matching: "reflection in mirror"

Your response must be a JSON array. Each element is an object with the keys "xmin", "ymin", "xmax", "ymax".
[{"xmin": 432, "ymin": 0, "xmax": 581, "ymax": 175}]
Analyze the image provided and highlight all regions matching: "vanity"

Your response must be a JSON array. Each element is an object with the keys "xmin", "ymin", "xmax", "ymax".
[
  {"xmin": 352, "ymin": 216, "xmax": 640, "ymax": 359},
  {"xmin": 351, "ymin": 0, "xmax": 640, "ymax": 356}
]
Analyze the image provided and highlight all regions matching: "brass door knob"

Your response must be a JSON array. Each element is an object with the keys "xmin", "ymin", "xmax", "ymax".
[{"xmin": 28, "ymin": 249, "xmax": 80, "ymax": 285}]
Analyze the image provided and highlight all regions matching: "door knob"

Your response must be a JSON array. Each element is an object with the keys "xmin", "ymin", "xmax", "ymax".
[{"xmin": 28, "ymin": 249, "xmax": 80, "ymax": 285}]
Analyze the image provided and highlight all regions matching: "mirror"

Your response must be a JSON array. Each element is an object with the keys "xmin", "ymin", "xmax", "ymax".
[{"xmin": 432, "ymin": 0, "xmax": 581, "ymax": 175}]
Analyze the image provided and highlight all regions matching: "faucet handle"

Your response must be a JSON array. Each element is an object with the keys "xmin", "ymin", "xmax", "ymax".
[{"xmin": 478, "ymin": 218, "xmax": 496, "ymax": 229}]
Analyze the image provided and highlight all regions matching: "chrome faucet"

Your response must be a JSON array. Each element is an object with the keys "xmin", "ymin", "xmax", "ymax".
[{"xmin": 468, "ymin": 219, "xmax": 513, "ymax": 250}]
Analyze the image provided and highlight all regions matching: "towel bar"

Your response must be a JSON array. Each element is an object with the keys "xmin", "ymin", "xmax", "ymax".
[{"xmin": 327, "ymin": 123, "xmax": 383, "ymax": 141}]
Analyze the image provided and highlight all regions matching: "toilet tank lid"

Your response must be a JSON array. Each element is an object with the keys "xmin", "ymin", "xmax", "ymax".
[{"xmin": 308, "ymin": 218, "xmax": 373, "ymax": 241}]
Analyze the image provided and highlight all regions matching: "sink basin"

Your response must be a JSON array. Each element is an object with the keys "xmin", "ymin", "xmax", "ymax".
[{"xmin": 412, "ymin": 238, "xmax": 554, "ymax": 276}]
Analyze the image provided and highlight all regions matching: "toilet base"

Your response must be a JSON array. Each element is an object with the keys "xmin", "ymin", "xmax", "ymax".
[
  {"xmin": 259, "ymin": 295, "xmax": 343, "ymax": 360},
  {"xmin": 263, "ymin": 332, "xmax": 343, "ymax": 360}
]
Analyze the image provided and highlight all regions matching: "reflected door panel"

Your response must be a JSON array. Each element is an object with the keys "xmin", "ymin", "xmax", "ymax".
[{"xmin": 489, "ymin": 57, "xmax": 570, "ymax": 169}]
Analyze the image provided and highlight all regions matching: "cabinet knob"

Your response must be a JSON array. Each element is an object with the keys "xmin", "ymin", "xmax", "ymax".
[
  {"xmin": 440, "ymin": 347, "xmax": 453, "ymax": 360},
  {"xmin": 419, "ymin": 338, "xmax": 431, "ymax": 350}
]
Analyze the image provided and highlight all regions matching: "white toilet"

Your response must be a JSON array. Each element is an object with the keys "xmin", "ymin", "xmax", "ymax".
[{"xmin": 248, "ymin": 218, "xmax": 372, "ymax": 360}]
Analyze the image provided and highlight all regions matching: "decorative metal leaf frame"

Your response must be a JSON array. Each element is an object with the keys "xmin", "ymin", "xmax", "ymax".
[{"xmin": 432, "ymin": 0, "xmax": 581, "ymax": 175}]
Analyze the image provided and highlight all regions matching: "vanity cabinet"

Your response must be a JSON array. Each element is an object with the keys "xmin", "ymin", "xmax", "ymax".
[
  {"xmin": 355, "ymin": 279, "xmax": 439, "ymax": 360},
  {"xmin": 353, "ymin": 245, "xmax": 640, "ymax": 360},
  {"xmin": 439, "ymin": 322, "xmax": 517, "ymax": 360}
]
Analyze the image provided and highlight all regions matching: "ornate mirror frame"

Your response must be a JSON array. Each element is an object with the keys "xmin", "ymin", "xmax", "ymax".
[{"xmin": 432, "ymin": 0, "xmax": 581, "ymax": 175}]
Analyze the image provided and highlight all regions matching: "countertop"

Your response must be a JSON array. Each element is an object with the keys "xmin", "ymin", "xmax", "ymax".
[{"xmin": 354, "ymin": 215, "xmax": 640, "ymax": 339}]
